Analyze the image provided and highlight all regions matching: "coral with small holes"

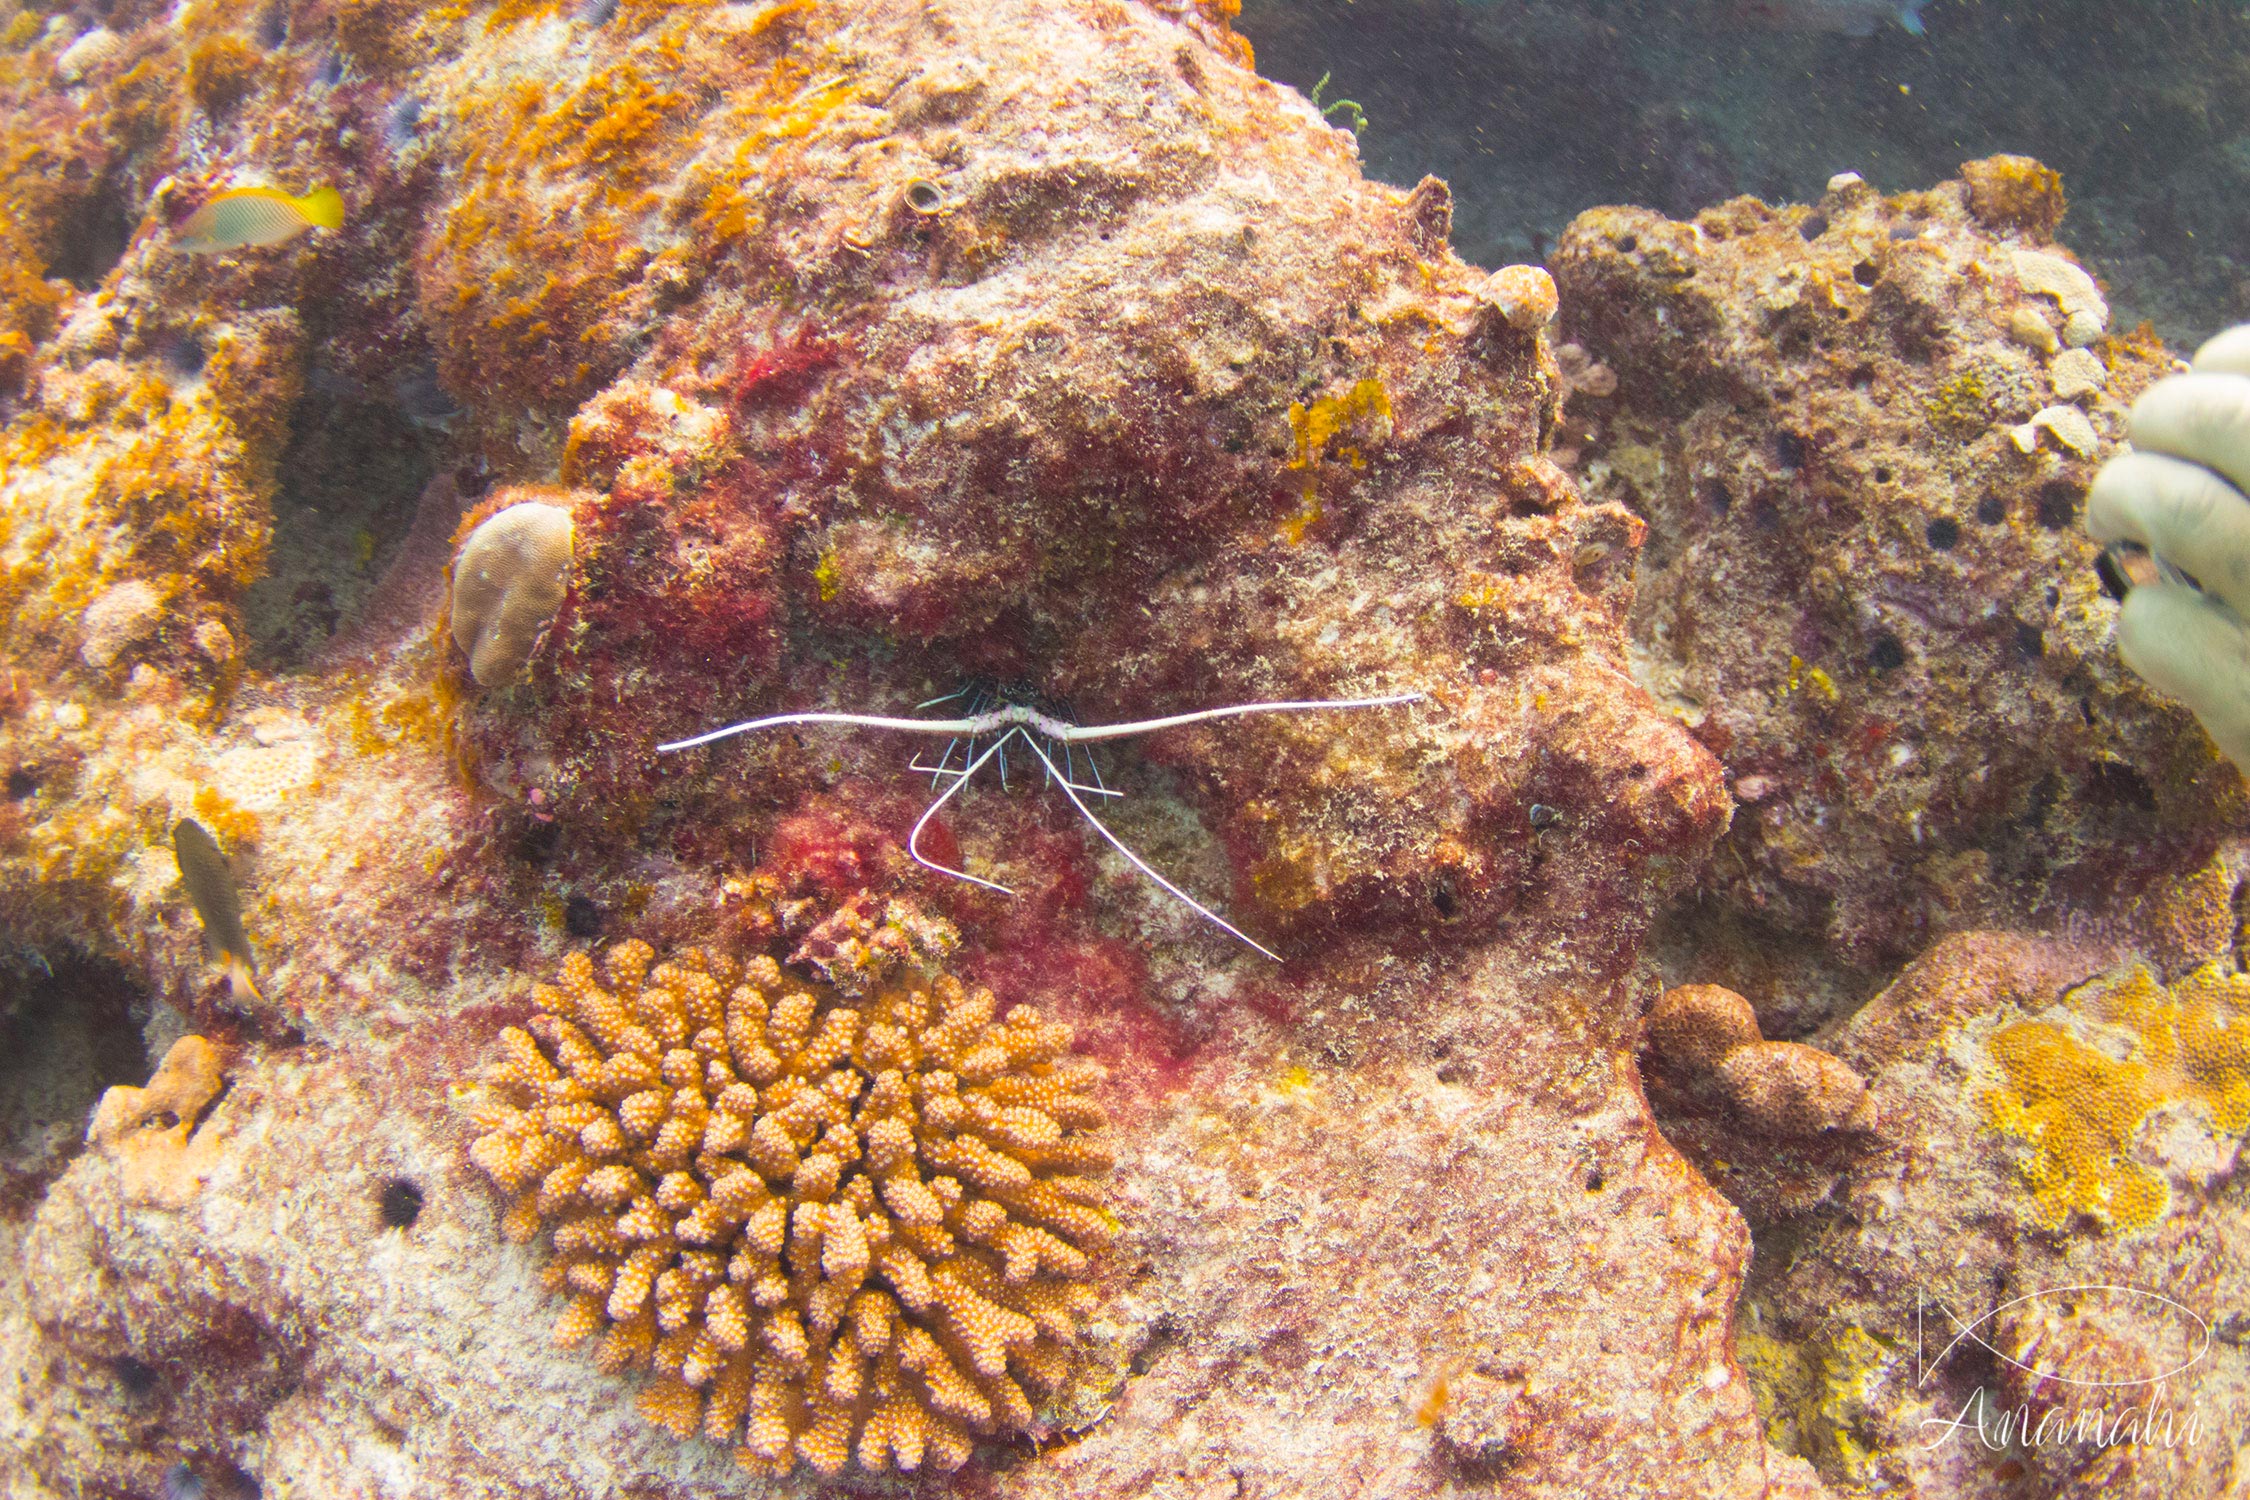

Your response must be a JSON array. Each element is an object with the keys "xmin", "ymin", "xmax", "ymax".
[
  {"xmin": 1555, "ymin": 158, "xmax": 2248, "ymax": 999},
  {"xmin": 466, "ymin": 936, "xmax": 1112, "ymax": 1475},
  {"xmin": 1644, "ymin": 982, "xmax": 1870, "ymax": 1139}
]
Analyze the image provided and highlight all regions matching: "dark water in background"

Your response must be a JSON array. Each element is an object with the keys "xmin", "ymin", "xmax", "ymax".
[{"xmin": 1240, "ymin": 0, "xmax": 2250, "ymax": 345}]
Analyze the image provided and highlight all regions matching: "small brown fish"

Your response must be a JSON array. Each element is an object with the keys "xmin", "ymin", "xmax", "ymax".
[
  {"xmin": 174, "ymin": 185, "xmax": 344, "ymax": 254},
  {"xmin": 172, "ymin": 818, "xmax": 262, "ymax": 1001}
]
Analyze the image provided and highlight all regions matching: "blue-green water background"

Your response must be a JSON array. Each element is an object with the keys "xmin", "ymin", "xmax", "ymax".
[{"xmin": 1241, "ymin": 0, "xmax": 2250, "ymax": 344}]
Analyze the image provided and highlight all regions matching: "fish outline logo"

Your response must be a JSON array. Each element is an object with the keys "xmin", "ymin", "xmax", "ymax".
[{"xmin": 1918, "ymin": 1284, "xmax": 2212, "ymax": 1391}]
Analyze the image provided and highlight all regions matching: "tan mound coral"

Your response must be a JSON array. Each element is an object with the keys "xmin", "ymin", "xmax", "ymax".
[
  {"xmin": 1715, "ymin": 1041, "xmax": 1870, "ymax": 1137},
  {"xmin": 466, "ymin": 937, "xmax": 1112, "ymax": 1476},
  {"xmin": 1645, "ymin": 982, "xmax": 1760, "ymax": 1072},
  {"xmin": 449, "ymin": 494, "xmax": 577, "ymax": 687},
  {"xmin": 1646, "ymin": 983, "xmax": 1870, "ymax": 1137}
]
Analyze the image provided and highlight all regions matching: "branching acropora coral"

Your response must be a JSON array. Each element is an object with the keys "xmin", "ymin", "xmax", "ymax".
[{"xmin": 466, "ymin": 938, "xmax": 1112, "ymax": 1475}]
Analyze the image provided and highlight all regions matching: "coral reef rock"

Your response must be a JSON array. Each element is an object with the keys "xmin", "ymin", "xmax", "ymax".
[
  {"xmin": 1647, "ymin": 981, "xmax": 1870, "ymax": 1139},
  {"xmin": 0, "ymin": 0, "xmax": 1821, "ymax": 1495},
  {"xmin": 1554, "ymin": 156, "xmax": 2249, "ymax": 1006},
  {"xmin": 1737, "ymin": 908, "xmax": 2250, "ymax": 1500},
  {"xmin": 1641, "ymin": 980, "xmax": 1871, "ymax": 1226}
]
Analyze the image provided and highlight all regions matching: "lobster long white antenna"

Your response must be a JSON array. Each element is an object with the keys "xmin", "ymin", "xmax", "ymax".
[
  {"xmin": 1016, "ymin": 734, "xmax": 1283, "ymax": 961},
  {"xmin": 1051, "ymin": 691, "xmax": 1425, "ymax": 743},
  {"xmin": 657, "ymin": 709, "xmax": 994, "ymax": 755},
  {"xmin": 656, "ymin": 692, "xmax": 1427, "ymax": 756},
  {"xmin": 656, "ymin": 686, "xmax": 1426, "ymax": 960},
  {"xmin": 906, "ymin": 731, "xmax": 1017, "ymax": 895}
]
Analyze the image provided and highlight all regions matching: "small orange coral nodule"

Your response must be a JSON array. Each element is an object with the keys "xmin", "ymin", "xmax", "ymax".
[{"xmin": 467, "ymin": 934, "xmax": 1113, "ymax": 1475}]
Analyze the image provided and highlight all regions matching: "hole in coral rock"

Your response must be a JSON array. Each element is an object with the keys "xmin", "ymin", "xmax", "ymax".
[
  {"xmin": 1700, "ymin": 478, "xmax": 1732, "ymax": 516},
  {"xmin": 113, "ymin": 1355, "xmax": 159, "ymax": 1395},
  {"xmin": 0, "ymin": 949, "xmax": 147, "ymax": 1219},
  {"xmin": 240, "ymin": 369, "xmax": 446, "ymax": 672},
  {"xmin": 1868, "ymin": 632, "xmax": 1907, "ymax": 674},
  {"xmin": 1852, "ymin": 258, "xmax": 1880, "ymax": 288},
  {"xmin": 165, "ymin": 332, "xmax": 207, "ymax": 380},
  {"xmin": 1431, "ymin": 879, "xmax": 1459, "ymax": 921},
  {"xmin": 5, "ymin": 768, "xmax": 36, "ymax": 799},
  {"xmin": 1873, "ymin": 466, "xmax": 1893, "ymax": 484},
  {"xmin": 378, "ymin": 1177, "xmax": 424, "ymax": 1229},
  {"xmin": 1977, "ymin": 494, "xmax": 2008, "ymax": 526},
  {"xmin": 514, "ymin": 817, "xmax": 562, "ymax": 865},
  {"xmin": 46, "ymin": 180, "xmax": 134, "ymax": 292},
  {"xmin": 1926, "ymin": 516, "xmax": 1960, "ymax": 550},
  {"xmin": 2085, "ymin": 760, "xmax": 2156, "ymax": 813},
  {"xmin": 1615, "ymin": 234, "xmax": 1638, "ymax": 253},
  {"xmin": 563, "ymin": 894, "xmax": 604, "ymax": 938},
  {"xmin": 1584, "ymin": 1169, "xmax": 1605, "ymax": 1192},
  {"xmin": 2035, "ymin": 482, "xmax": 2079, "ymax": 531},
  {"xmin": 2015, "ymin": 623, "xmax": 2046, "ymax": 659},
  {"xmin": 1798, "ymin": 213, "xmax": 1827, "ymax": 241},
  {"xmin": 1772, "ymin": 431, "xmax": 1807, "ymax": 470}
]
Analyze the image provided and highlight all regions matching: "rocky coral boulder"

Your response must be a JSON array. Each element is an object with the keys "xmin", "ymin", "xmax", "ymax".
[
  {"xmin": 0, "ymin": 0, "xmax": 1813, "ymax": 1496},
  {"xmin": 1736, "ymin": 888, "xmax": 2250, "ymax": 1500},
  {"xmin": 1553, "ymin": 159, "xmax": 2249, "ymax": 1014}
]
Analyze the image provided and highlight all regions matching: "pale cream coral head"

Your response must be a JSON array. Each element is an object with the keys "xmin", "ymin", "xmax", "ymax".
[{"xmin": 449, "ymin": 495, "xmax": 577, "ymax": 687}]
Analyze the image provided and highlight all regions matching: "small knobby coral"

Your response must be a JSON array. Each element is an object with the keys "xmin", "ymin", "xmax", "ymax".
[
  {"xmin": 1645, "ymin": 983, "xmax": 1871, "ymax": 1137},
  {"xmin": 466, "ymin": 937, "xmax": 1113, "ymax": 1475}
]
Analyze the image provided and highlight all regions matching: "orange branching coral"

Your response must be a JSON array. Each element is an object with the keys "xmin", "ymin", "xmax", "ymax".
[{"xmin": 466, "ymin": 936, "xmax": 1113, "ymax": 1475}]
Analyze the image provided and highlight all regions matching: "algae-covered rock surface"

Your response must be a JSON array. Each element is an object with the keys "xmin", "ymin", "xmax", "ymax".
[
  {"xmin": 0, "ymin": 0, "xmax": 1817, "ymax": 1495},
  {"xmin": 1555, "ymin": 163, "xmax": 2248, "ymax": 1027},
  {"xmin": 0, "ymin": 0, "xmax": 2244, "ymax": 1495}
]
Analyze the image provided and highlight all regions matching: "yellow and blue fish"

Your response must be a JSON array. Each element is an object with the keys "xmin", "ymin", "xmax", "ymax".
[{"xmin": 174, "ymin": 185, "xmax": 344, "ymax": 253}]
